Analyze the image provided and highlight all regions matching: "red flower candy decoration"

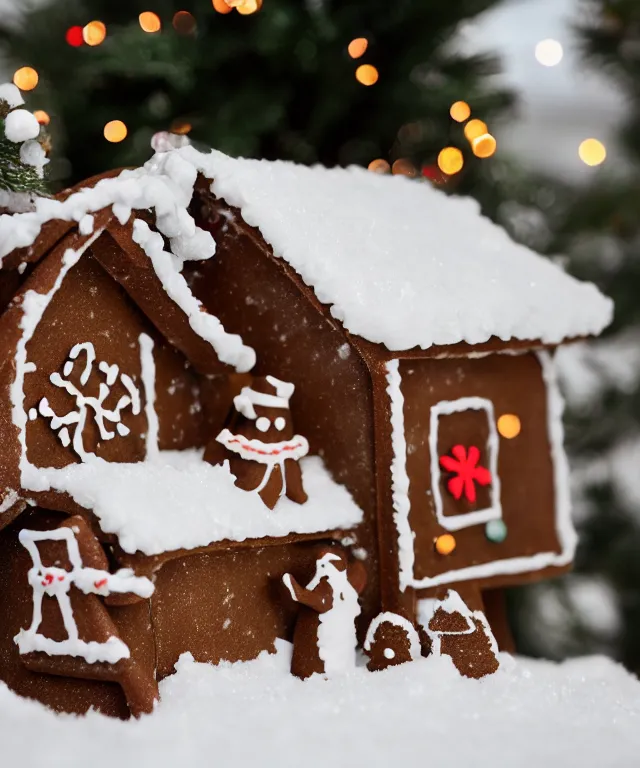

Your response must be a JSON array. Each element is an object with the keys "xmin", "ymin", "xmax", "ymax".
[{"xmin": 439, "ymin": 445, "xmax": 492, "ymax": 503}]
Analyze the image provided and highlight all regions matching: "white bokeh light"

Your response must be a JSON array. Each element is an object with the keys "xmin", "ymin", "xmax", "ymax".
[{"xmin": 535, "ymin": 38, "xmax": 564, "ymax": 66}]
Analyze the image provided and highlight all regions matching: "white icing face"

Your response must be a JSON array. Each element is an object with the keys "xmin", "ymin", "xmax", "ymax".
[
  {"xmin": 256, "ymin": 416, "xmax": 270, "ymax": 433},
  {"xmin": 274, "ymin": 416, "xmax": 286, "ymax": 431}
]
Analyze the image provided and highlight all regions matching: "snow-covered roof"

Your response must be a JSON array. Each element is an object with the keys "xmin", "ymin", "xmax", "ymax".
[
  {"xmin": 31, "ymin": 451, "xmax": 363, "ymax": 555},
  {"xmin": 192, "ymin": 147, "xmax": 613, "ymax": 350}
]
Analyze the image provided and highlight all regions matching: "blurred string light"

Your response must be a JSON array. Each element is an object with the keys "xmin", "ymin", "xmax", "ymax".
[
  {"xmin": 471, "ymin": 133, "xmax": 497, "ymax": 158},
  {"xmin": 437, "ymin": 147, "xmax": 463, "ymax": 175},
  {"xmin": 33, "ymin": 110, "xmax": 50, "ymax": 125},
  {"xmin": 13, "ymin": 67, "xmax": 38, "ymax": 91},
  {"xmin": 368, "ymin": 158, "xmax": 390, "ymax": 173},
  {"xmin": 392, "ymin": 158, "xmax": 417, "ymax": 177},
  {"xmin": 535, "ymin": 39, "xmax": 563, "ymax": 67},
  {"xmin": 139, "ymin": 12, "xmax": 162, "ymax": 32},
  {"xmin": 104, "ymin": 120, "xmax": 128, "ymax": 143},
  {"xmin": 221, "ymin": 0, "xmax": 263, "ymax": 13},
  {"xmin": 213, "ymin": 0, "xmax": 233, "ymax": 13},
  {"xmin": 83, "ymin": 20, "xmax": 106, "ymax": 46},
  {"xmin": 463, "ymin": 119, "xmax": 487, "ymax": 142},
  {"xmin": 66, "ymin": 26, "xmax": 84, "ymax": 47},
  {"xmin": 450, "ymin": 101, "xmax": 471, "ymax": 122},
  {"xmin": 173, "ymin": 11, "xmax": 197, "ymax": 34},
  {"xmin": 170, "ymin": 118, "xmax": 192, "ymax": 135},
  {"xmin": 355, "ymin": 64, "xmax": 378, "ymax": 86},
  {"xmin": 579, "ymin": 138, "xmax": 606, "ymax": 166},
  {"xmin": 348, "ymin": 38, "xmax": 368, "ymax": 59}
]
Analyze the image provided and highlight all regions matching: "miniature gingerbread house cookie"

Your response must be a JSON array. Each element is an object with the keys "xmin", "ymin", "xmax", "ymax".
[{"xmin": 0, "ymin": 144, "xmax": 612, "ymax": 717}]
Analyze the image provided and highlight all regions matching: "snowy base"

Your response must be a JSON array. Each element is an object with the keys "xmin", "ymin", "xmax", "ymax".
[{"xmin": 2, "ymin": 641, "xmax": 639, "ymax": 767}]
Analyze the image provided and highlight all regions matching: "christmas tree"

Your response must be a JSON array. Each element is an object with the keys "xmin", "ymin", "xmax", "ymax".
[
  {"xmin": 510, "ymin": 0, "xmax": 640, "ymax": 673},
  {"xmin": 0, "ymin": 0, "xmax": 514, "ymax": 211}
]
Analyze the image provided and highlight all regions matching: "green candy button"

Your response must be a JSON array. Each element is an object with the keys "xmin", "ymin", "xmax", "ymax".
[{"xmin": 485, "ymin": 519, "xmax": 507, "ymax": 543}]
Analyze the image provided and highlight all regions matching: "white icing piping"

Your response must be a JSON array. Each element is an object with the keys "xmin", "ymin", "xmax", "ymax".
[
  {"xmin": 363, "ymin": 611, "xmax": 421, "ymax": 661},
  {"xmin": 0, "ymin": 150, "xmax": 255, "ymax": 373},
  {"xmin": 11, "ymin": 230, "xmax": 103, "ymax": 493},
  {"xmin": 15, "ymin": 527, "xmax": 154, "ymax": 664},
  {"xmin": 0, "ymin": 488, "xmax": 19, "ymax": 514},
  {"xmin": 429, "ymin": 397, "xmax": 502, "ymax": 532},
  {"xmin": 131, "ymin": 219, "xmax": 255, "ymax": 373},
  {"xmin": 139, "ymin": 333, "xmax": 159, "ymax": 460},
  {"xmin": 234, "ymin": 387, "xmax": 290, "ymax": 420},
  {"xmin": 385, "ymin": 360, "xmax": 415, "ymax": 592},
  {"xmin": 392, "ymin": 351, "xmax": 577, "ymax": 590}
]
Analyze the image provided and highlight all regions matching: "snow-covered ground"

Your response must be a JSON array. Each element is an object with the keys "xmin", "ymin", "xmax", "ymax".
[{"xmin": 3, "ymin": 640, "xmax": 639, "ymax": 768}]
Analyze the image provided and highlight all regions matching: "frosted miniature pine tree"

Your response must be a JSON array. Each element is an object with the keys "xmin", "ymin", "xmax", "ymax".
[{"xmin": 0, "ymin": 82, "xmax": 48, "ymax": 200}]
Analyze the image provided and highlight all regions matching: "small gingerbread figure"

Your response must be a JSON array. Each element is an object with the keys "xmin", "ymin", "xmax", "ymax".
[
  {"xmin": 205, "ymin": 375, "xmax": 309, "ymax": 510},
  {"xmin": 282, "ymin": 549, "xmax": 366, "ymax": 679}
]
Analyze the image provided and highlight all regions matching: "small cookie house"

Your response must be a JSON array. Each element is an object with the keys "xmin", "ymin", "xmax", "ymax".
[{"xmin": 0, "ymin": 146, "xmax": 612, "ymax": 718}]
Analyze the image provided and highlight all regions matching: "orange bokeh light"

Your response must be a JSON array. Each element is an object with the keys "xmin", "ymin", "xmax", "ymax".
[
  {"xmin": 348, "ymin": 38, "xmax": 368, "ymax": 59},
  {"xmin": 355, "ymin": 64, "xmax": 379, "ymax": 86},
  {"xmin": 104, "ymin": 120, "xmax": 128, "ymax": 143},
  {"xmin": 139, "ymin": 12, "xmax": 162, "ymax": 32},
  {"xmin": 13, "ymin": 67, "xmax": 39, "ymax": 91}
]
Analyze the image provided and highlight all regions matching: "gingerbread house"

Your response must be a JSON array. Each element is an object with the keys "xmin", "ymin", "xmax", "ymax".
[{"xmin": 0, "ymin": 146, "xmax": 612, "ymax": 718}]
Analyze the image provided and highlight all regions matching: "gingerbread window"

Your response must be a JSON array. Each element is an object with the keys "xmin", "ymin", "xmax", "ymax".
[{"xmin": 429, "ymin": 397, "xmax": 502, "ymax": 531}]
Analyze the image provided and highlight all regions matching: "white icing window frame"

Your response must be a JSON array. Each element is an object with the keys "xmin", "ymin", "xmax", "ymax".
[
  {"xmin": 429, "ymin": 397, "xmax": 502, "ymax": 532},
  {"xmin": 386, "ymin": 351, "xmax": 577, "ymax": 592}
]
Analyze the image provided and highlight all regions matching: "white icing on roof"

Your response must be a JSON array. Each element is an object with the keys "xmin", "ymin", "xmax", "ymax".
[
  {"xmin": 30, "ymin": 451, "xmax": 363, "ymax": 555},
  {"xmin": 186, "ymin": 146, "xmax": 613, "ymax": 350},
  {"xmin": 0, "ymin": 150, "xmax": 255, "ymax": 372}
]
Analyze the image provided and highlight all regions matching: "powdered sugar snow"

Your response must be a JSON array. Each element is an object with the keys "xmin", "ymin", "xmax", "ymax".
[
  {"xmin": 0, "ymin": 641, "xmax": 638, "ymax": 768},
  {"xmin": 193, "ymin": 147, "xmax": 612, "ymax": 350}
]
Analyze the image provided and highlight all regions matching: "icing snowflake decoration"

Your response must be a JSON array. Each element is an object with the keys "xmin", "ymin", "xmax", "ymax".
[
  {"xmin": 36, "ymin": 341, "xmax": 141, "ymax": 462},
  {"xmin": 15, "ymin": 527, "xmax": 154, "ymax": 664},
  {"xmin": 439, "ymin": 445, "xmax": 492, "ymax": 503}
]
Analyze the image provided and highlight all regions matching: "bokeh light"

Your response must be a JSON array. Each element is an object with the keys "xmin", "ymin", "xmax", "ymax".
[
  {"xmin": 104, "ymin": 120, "xmax": 128, "ymax": 143},
  {"xmin": 463, "ymin": 119, "xmax": 487, "ymax": 142},
  {"xmin": 450, "ymin": 101, "xmax": 471, "ymax": 122},
  {"xmin": 535, "ymin": 39, "xmax": 563, "ymax": 67},
  {"xmin": 213, "ymin": 0, "xmax": 233, "ymax": 12},
  {"xmin": 173, "ymin": 11, "xmax": 197, "ymax": 34},
  {"xmin": 392, "ymin": 158, "xmax": 417, "ymax": 177},
  {"xmin": 170, "ymin": 119, "xmax": 192, "ymax": 135},
  {"xmin": 83, "ymin": 21, "xmax": 106, "ymax": 46},
  {"xmin": 66, "ymin": 26, "xmax": 84, "ymax": 47},
  {"xmin": 579, "ymin": 138, "xmax": 607, "ymax": 167},
  {"xmin": 355, "ymin": 64, "xmax": 379, "ymax": 86},
  {"xmin": 471, "ymin": 133, "xmax": 497, "ymax": 158},
  {"xmin": 33, "ymin": 110, "xmax": 50, "ymax": 125},
  {"xmin": 348, "ymin": 38, "xmax": 368, "ymax": 59},
  {"xmin": 139, "ymin": 12, "xmax": 162, "ymax": 32},
  {"xmin": 13, "ymin": 67, "xmax": 39, "ymax": 91},
  {"xmin": 497, "ymin": 414, "xmax": 521, "ymax": 439},
  {"xmin": 437, "ymin": 147, "xmax": 464, "ymax": 175},
  {"xmin": 368, "ymin": 158, "xmax": 390, "ymax": 173},
  {"xmin": 236, "ymin": 0, "xmax": 263, "ymax": 15}
]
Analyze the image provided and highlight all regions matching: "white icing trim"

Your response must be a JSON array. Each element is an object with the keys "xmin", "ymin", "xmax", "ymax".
[
  {"xmin": 385, "ymin": 360, "xmax": 415, "ymax": 592},
  {"xmin": 429, "ymin": 397, "xmax": 502, "ymax": 532},
  {"xmin": 14, "ymin": 527, "xmax": 153, "ymax": 664},
  {"xmin": 0, "ymin": 489, "xmax": 19, "ymax": 514},
  {"xmin": 363, "ymin": 611, "xmax": 421, "ymax": 660},
  {"xmin": 233, "ymin": 386, "xmax": 291, "ymax": 421},
  {"xmin": 139, "ymin": 333, "xmax": 159, "ymax": 459},
  {"xmin": 389, "ymin": 352, "xmax": 577, "ymax": 590}
]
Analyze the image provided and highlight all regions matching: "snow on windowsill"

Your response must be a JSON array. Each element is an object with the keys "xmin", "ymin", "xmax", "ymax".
[
  {"xmin": 31, "ymin": 451, "xmax": 363, "ymax": 555},
  {"xmin": 1, "ymin": 641, "xmax": 638, "ymax": 767}
]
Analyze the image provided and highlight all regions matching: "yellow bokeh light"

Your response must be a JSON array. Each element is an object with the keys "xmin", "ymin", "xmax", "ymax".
[
  {"xmin": 435, "ymin": 534, "xmax": 456, "ymax": 556},
  {"xmin": 83, "ymin": 20, "xmax": 107, "ymax": 46},
  {"xmin": 437, "ymin": 146, "xmax": 464, "ymax": 175},
  {"xmin": 237, "ymin": 0, "xmax": 262, "ymax": 15},
  {"xmin": 355, "ymin": 64, "xmax": 379, "ymax": 86},
  {"xmin": 33, "ymin": 110, "xmax": 50, "ymax": 125},
  {"xmin": 450, "ymin": 101, "xmax": 471, "ymax": 122},
  {"xmin": 368, "ymin": 158, "xmax": 390, "ymax": 174},
  {"xmin": 535, "ymin": 39, "xmax": 563, "ymax": 67},
  {"xmin": 464, "ymin": 119, "xmax": 487, "ymax": 142},
  {"xmin": 103, "ymin": 120, "xmax": 128, "ymax": 143},
  {"xmin": 139, "ymin": 12, "xmax": 162, "ymax": 32},
  {"xmin": 348, "ymin": 38, "xmax": 368, "ymax": 59},
  {"xmin": 472, "ymin": 133, "xmax": 497, "ymax": 159},
  {"xmin": 497, "ymin": 414, "xmax": 521, "ymax": 439},
  {"xmin": 213, "ymin": 0, "xmax": 233, "ymax": 12},
  {"xmin": 579, "ymin": 138, "xmax": 606, "ymax": 167},
  {"xmin": 13, "ymin": 67, "xmax": 39, "ymax": 91}
]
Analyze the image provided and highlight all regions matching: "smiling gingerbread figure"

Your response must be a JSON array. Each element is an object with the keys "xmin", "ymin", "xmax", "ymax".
[{"xmin": 205, "ymin": 375, "xmax": 309, "ymax": 509}]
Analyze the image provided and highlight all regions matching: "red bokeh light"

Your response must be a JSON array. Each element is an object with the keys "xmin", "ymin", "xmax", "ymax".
[{"xmin": 66, "ymin": 26, "xmax": 84, "ymax": 47}]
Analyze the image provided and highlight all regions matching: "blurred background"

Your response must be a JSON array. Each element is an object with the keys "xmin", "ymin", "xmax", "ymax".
[{"xmin": 1, "ymin": 0, "xmax": 638, "ymax": 672}]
